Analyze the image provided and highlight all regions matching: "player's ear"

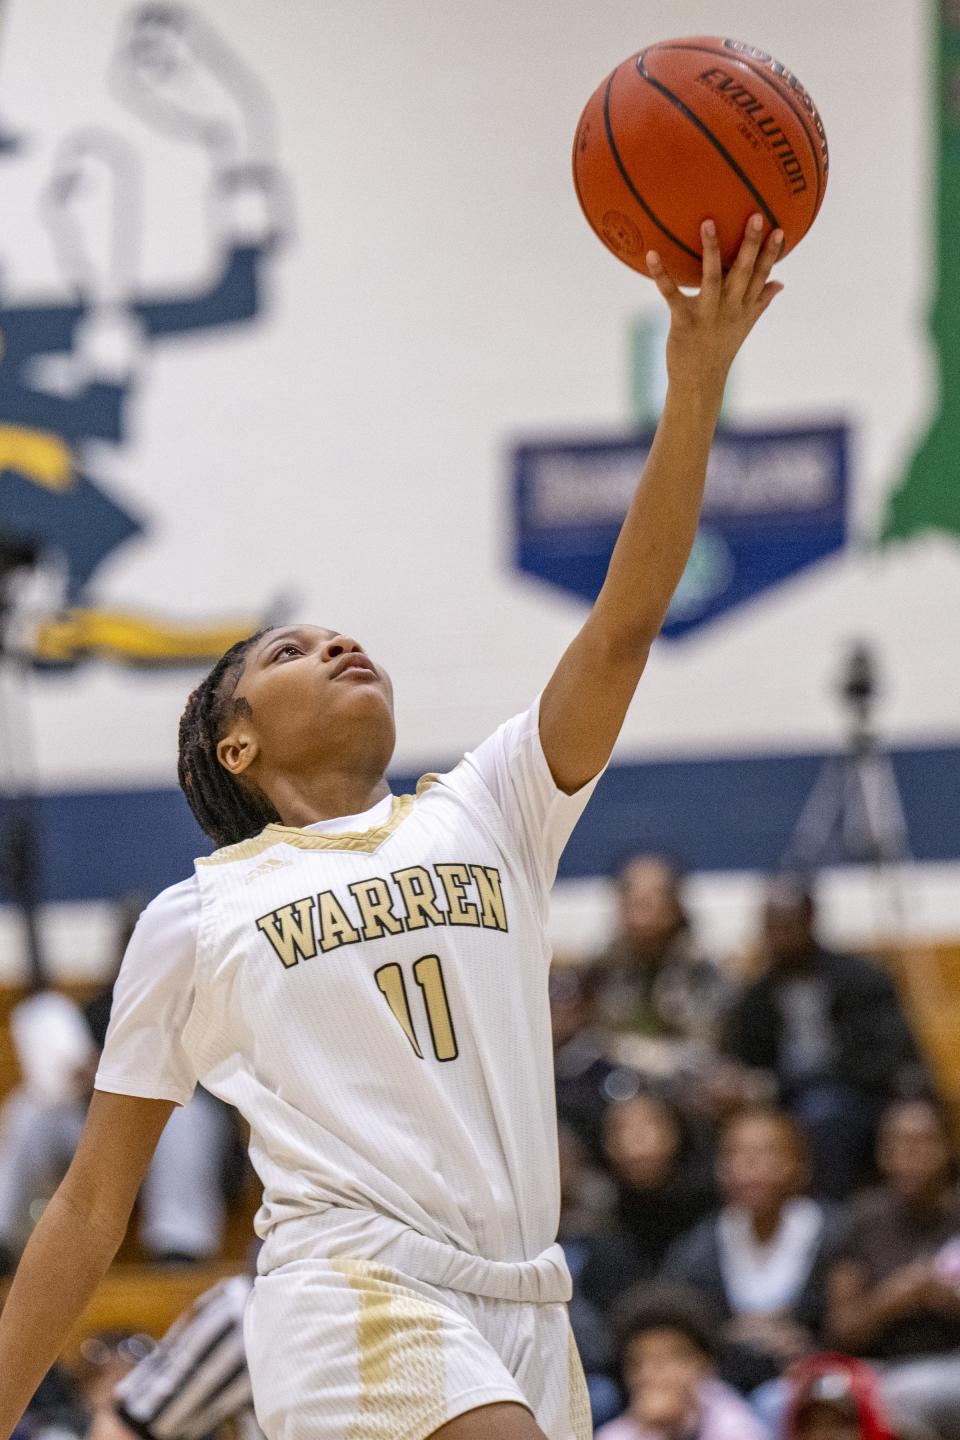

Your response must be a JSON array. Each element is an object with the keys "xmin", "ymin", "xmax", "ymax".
[{"xmin": 217, "ymin": 725, "xmax": 259, "ymax": 778}]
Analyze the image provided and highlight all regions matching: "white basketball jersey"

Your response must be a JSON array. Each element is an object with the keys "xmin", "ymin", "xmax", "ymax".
[{"xmin": 96, "ymin": 700, "xmax": 600, "ymax": 1285}]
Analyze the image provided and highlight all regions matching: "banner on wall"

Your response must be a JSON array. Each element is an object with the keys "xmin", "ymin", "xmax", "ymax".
[{"xmin": 513, "ymin": 423, "xmax": 848, "ymax": 637}]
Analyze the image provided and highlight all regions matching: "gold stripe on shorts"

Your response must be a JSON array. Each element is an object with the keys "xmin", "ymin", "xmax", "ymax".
[
  {"xmin": 332, "ymin": 1261, "xmax": 448, "ymax": 1440},
  {"xmin": 567, "ymin": 1326, "xmax": 593, "ymax": 1440}
]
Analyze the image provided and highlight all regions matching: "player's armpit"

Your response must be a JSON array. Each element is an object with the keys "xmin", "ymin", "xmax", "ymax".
[{"xmin": 427, "ymin": 1402, "xmax": 548, "ymax": 1440}]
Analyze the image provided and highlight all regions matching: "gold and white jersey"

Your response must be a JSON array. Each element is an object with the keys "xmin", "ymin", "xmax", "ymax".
[{"xmin": 95, "ymin": 700, "xmax": 601, "ymax": 1295}]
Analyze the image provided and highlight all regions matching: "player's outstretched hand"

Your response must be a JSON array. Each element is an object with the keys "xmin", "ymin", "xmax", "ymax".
[{"xmin": 647, "ymin": 214, "xmax": 784, "ymax": 395}]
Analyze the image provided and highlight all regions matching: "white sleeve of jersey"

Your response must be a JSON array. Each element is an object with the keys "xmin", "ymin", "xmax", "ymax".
[
  {"xmin": 457, "ymin": 696, "xmax": 605, "ymax": 893},
  {"xmin": 94, "ymin": 877, "xmax": 200, "ymax": 1107}
]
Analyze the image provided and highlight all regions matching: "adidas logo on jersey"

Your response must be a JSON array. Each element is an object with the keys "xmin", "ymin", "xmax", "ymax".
[{"xmin": 245, "ymin": 857, "xmax": 292, "ymax": 884}]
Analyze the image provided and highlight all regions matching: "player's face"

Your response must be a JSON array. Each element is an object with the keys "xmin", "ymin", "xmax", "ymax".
[{"xmin": 226, "ymin": 624, "xmax": 395, "ymax": 780}]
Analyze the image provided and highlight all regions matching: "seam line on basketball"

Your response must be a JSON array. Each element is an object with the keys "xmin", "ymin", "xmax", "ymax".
[
  {"xmin": 602, "ymin": 71, "xmax": 702, "ymax": 263},
  {"xmin": 572, "ymin": 112, "xmax": 592, "ymax": 225},
  {"xmin": 655, "ymin": 43, "xmax": 823, "ymax": 210},
  {"xmin": 636, "ymin": 52, "xmax": 781, "ymax": 230}
]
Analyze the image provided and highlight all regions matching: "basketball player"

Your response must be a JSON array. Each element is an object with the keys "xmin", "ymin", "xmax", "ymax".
[{"xmin": 0, "ymin": 216, "xmax": 783, "ymax": 1440}]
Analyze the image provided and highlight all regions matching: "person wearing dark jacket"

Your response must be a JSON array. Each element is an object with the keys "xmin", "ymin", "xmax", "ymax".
[
  {"xmin": 604, "ymin": 1090, "xmax": 718, "ymax": 1283},
  {"xmin": 551, "ymin": 967, "xmax": 622, "ymax": 1163},
  {"xmin": 587, "ymin": 854, "xmax": 731, "ymax": 1083},
  {"xmin": 726, "ymin": 877, "xmax": 922, "ymax": 1198}
]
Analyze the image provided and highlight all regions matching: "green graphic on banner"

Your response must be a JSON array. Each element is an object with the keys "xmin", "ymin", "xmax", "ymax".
[{"xmin": 883, "ymin": 0, "xmax": 960, "ymax": 543}]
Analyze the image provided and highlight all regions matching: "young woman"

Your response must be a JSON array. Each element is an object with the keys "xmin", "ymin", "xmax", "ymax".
[
  {"xmin": 0, "ymin": 216, "xmax": 784, "ymax": 1440},
  {"xmin": 662, "ymin": 1106, "xmax": 844, "ymax": 1393},
  {"xmin": 602, "ymin": 1090, "xmax": 717, "ymax": 1281}
]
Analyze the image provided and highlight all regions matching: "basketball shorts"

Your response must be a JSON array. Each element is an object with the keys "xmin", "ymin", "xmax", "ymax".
[{"xmin": 243, "ymin": 1256, "xmax": 592, "ymax": 1440}]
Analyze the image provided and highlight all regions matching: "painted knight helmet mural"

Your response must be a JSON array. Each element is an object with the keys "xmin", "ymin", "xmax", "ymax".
[{"xmin": 0, "ymin": 1, "xmax": 290, "ymax": 666}]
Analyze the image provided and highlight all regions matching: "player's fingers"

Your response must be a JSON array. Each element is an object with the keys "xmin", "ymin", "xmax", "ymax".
[
  {"xmin": 646, "ymin": 250, "xmax": 682, "ymax": 309},
  {"xmin": 725, "ymin": 213, "xmax": 766, "ymax": 301},
  {"xmin": 746, "ymin": 228, "xmax": 785, "ymax": 305},
  {"xmin": 699, "ymin": 219, "xmax": 722, "ymax": 299},
  {"xmin": 753, "ymin": 280, "xmax": 785, "ymax": 316}
]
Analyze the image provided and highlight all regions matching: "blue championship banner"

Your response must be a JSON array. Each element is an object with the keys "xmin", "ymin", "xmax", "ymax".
[{"xmin": 513, "ymin": 423, "xmax": 848, "ymax": 638}]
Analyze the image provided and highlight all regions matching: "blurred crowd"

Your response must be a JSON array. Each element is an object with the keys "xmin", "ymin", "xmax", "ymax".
[
  {"xmin": 4, "ymin": 858, "xmax": 960, "ymax": 1440},
  {"xmin": 555, "ymin": 857, "xmax": 960, "ymax": 1440},
  {"xmin": 0, "ymin": 903, "xmax": 247, "ymax": 1278}
]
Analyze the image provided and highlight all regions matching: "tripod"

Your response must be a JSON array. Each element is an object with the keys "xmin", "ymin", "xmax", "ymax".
[
  {"xmin": 0, "ymin": 539, "xmax": 47, "ymax": 989},
  {"xmin": 784, "ymin": 644, "xmax": 911, "ymax": 933}
]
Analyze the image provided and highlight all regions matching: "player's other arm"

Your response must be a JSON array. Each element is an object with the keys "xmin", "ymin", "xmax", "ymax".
[
  {"xmin": 540, "ymin": 216, "xmax": 784, "ymax": 794},
  {"xmin": 0, "ymin": 1090, "xmax": 174, "ymax": 1439}
]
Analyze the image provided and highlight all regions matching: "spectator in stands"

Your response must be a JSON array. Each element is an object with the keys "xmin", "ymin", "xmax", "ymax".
[
  {"xmin": 784, "ymin": 1356, "xmax": 897, "ymax": 1440},
  {"xmin": 726, "ymin": 876, "xmax": 922, "ymax": 1198},
  {"xmin": 551, "ymin": 967, "xmax": 620, "ymax": 1160},
  {"xmin": 556, "ymin": 1123, "xmax": 622, "ymax": 1429},
  {"xmin": 0, "ymin": 988, "xmax": 98, "ymax": 1271},
  {"xmin": 0, "ymin": 902, "xmax": 236, "ymax": 1273},
  {"xmin": 587, "ymin": 854, "xmax": 731, "ymax": 1084},
  {"xmin": 595, "ymin": 1283, "xmax": 766, "ymax": 1440},
  {"xmin": 662, "ymin": 1106, "xmax": 844, "ymax": 1395},
  {"xmin": 603, "ymin": 1090, "xmax": 717, "ymax": 1283},
  {"xmin": 825, "ymin": 1095, "xmax": 960, "ymax": 1440}
]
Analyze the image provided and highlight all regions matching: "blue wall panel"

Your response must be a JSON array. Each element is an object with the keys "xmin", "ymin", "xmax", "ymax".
[{"xmin": 2, "ymin": 743, "xmax": 959, "ymax": 905}]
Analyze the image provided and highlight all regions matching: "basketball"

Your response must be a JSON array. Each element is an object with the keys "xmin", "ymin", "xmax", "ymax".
[{"xmin": 573, "ymin": 36, "xmax": 829, "ymax": 285}]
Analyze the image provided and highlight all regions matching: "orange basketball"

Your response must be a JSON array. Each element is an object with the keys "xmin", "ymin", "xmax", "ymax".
[{"xmin": 573, "ymin": 36, "xmax": 828, "ymax": 285}]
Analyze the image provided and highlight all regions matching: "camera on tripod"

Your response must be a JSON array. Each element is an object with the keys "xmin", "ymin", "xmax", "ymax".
[
  {"xmin": 786, "ymin": 639, "xmax": 909, "ymax": 891},
  {"xmin": 838, "ymin": 643, "xmax": 877, "ymax": 741}
]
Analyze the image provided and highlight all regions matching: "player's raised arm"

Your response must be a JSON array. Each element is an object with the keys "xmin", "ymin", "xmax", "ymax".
[{"xmin": 539, "ymin": 213, "xmax": 784, "ymax": 794}]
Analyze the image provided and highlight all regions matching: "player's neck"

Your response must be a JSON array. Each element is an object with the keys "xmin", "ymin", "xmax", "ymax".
[{"xmin": 267, "ymin": 771, "xmax": 392, "ymax": 828}]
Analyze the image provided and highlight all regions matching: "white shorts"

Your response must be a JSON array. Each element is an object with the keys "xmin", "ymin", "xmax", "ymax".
[{"xmin": 244, "ymin": 1256, "xmax": 592, "ymax": 1440}]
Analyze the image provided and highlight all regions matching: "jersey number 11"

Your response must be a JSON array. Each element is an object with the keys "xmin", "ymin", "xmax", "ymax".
[{"xmin": 374, "ymin": 955, "xmax": 459, "ymax": 1062}]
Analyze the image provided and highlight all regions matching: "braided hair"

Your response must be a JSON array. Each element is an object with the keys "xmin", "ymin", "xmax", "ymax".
[{"xmin": 177, "ymin": 630, "xmax": 281, "ymax": 849}]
